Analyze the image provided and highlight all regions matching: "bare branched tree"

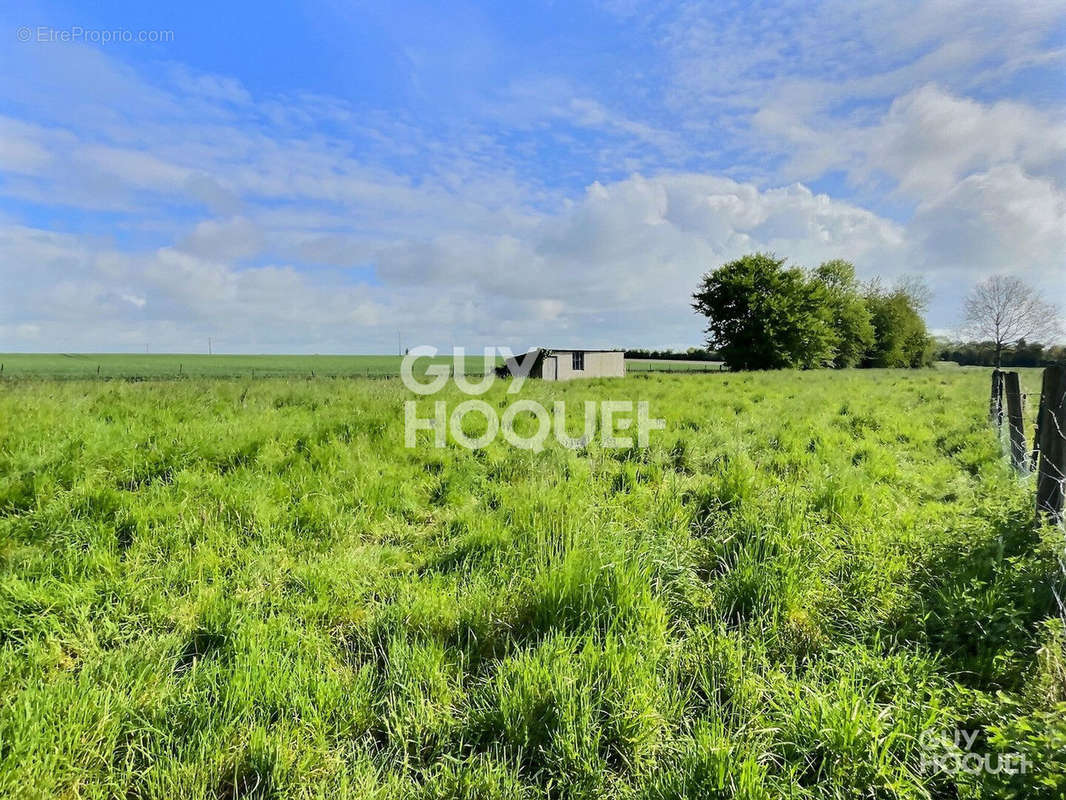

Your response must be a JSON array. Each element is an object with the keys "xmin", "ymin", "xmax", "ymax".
[
  {"xmin": 894, "ymin": 274, "xmax": 932, "ymax": 312},
  {"xmin": 961, "ymin": 275, "xmax": 1061, "ymax": 367}
]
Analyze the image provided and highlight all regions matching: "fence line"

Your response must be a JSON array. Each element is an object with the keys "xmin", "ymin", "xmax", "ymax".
[
  {"xmin": 1034, "ymin": 365, "xmax": 1066, "ymax": 525},
  {"xmin": 988, "ymin": 366, "xmax": 1066, "ymax": 525}
]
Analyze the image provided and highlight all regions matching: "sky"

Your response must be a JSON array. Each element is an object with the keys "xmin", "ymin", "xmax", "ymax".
[{"xmin": 1, "ymin": 0, "xmax": 1064, "ymax": 354}]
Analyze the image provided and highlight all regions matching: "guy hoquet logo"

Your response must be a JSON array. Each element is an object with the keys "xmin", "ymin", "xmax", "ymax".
[
  {"xmin": 401, "ymin": 346, "xmax": 664, "ymax": 451},
  {"xmin": 918, "ymin": 728, "xmax": 1030, "ymax": 776}
]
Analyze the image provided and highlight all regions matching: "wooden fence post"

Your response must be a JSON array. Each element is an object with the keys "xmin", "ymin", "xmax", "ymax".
[
  {"xmin": 1030, "ymin": 399, "xmax": 1042, "ymax": 472},
  {"xmin": 989, "ymin": 369, "xmax": 1005, "ymax": 428},
  {"xmin": 1035, "ymin": 365, "xmax": 1066, "ymax": 524},
  {"xmin": 1004, "ymin": 371, "xmax": 1026, "ymax": 471}
]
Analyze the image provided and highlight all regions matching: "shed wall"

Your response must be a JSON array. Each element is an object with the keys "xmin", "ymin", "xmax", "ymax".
[{"xmin": 550, "ymin": 351, "xmax": 625, "ymax": 381}]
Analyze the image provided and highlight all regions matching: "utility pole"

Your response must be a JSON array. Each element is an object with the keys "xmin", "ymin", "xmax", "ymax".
[{"xmin": 208, "ymin": 337, "xmax": 213, "ymax": 355}]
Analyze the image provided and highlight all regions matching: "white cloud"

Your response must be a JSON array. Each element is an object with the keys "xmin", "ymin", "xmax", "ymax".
[
  {"xmin": 179, "ymin": 216, "xmax": 263, "ymax": 262},
  {"xmin": 120, "ymin": 293, "xmax": 147, "ymax": 308},
  {"xmin": 664, "ymin": 0, "xmax": 1066, "ymax": 112},
  {"xmin": 0, "ymin": 172, "xmax": 918, "ymax": 351},
  {"xmin": 0, "ymin": 15, "xmax": 1063, "ymax": 352},
  {"xmin": 870, "ymin": 87, "xmax": 1066, "ymax": 198},
  {"xmin": 748, "ymin": 84, "xmax": 1066, "ymax": 330},
  {"xmin": 758, "ymin": 84, "xmax": 1066, "ymax": 199},
  {"xmin": 78, "ymin": 145, "xmax": 193, "ymax": 193},
  {"xmin": 910, "ymin": 165, "xmax": 1066, "ymax": 282},
  {"xmin": 0, "ymin": 119, "xmax": 53, "ymax": 175}
]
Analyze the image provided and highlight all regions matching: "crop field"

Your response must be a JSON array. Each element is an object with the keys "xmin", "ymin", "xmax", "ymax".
[
  {"xmin": 0, "ymin": 354, "xmax": 719, "ymax": 379},
  {"xmin": 0, "ymin": 354, "xmax": 443, "ymax": 380},
  {"xmin": 1, "ymin": 369, "xmax": 1064, "ymax": 798}
]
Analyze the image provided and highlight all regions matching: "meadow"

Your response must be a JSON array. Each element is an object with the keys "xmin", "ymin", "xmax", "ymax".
[
  {"xmin": 0, "ymin": 354, "xmax": 722, "ymax": 379},
  {"xmin": 0, "ymin": 354, "xmax": 432, "ymax": 379},
  {"xmin": 1, "ymin": 368, "xmax": 1064, "ymax": 799},
  {"xmin": 623, "ymin": 360, "xmax": 725, "ymax": 373}
]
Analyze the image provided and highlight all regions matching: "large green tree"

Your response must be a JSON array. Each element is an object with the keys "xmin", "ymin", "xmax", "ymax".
[
  {"xmin": 813, "ymin": 260, "xmax": 875, "ymax": 368},
  {"xmin": 692, "ymin": 253, "xmax": 836, "ymax": 370},
  {"xmin": 863, "ymin": 283, "xmax": 934, "ymax": 367}
]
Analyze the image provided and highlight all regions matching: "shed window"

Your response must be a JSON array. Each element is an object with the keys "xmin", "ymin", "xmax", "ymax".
[{"xmin": 572, "ymin": 351, "xmax": 584, "ymax": 370}]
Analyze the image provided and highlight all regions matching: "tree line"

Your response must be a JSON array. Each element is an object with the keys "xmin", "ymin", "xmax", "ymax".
[
  {"xmin": 935, "ymin": 339, "xmax": 1066, "ymax": 367},
  {"xmin": 692, "ymin": 253, "xmax": 933, "ymax": 371},
  {"xmin": 624, "ymin": 347, "xmax": 721, "ymax": 362}
]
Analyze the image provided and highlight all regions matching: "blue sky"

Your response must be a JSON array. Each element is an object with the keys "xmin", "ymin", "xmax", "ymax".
[{"xmin": 1, "ymin": 0, "xmax": 1064, "ymax": 352}]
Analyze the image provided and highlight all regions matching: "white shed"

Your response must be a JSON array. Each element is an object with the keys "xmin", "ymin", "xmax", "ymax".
[{"xmin": 502, "ymin": 348, "xmax": 626, "ymax": 381}]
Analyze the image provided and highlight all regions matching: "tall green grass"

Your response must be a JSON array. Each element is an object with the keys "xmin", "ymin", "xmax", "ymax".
[{"xmin": 0, "ymin": 370, "xmax": 1062, "ymax": 798}]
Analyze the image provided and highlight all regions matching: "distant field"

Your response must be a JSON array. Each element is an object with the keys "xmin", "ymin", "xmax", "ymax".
[
  {"xmin": 625, "ymin": 358, "xmax": 724, "ymax": 372},
  {"xmin": 0, "ymin": 353, "xmax": 726, "ymax": 379},
  {"xmin": 0, "ymin": 353, "xmax": 477, "ymax": 379}
]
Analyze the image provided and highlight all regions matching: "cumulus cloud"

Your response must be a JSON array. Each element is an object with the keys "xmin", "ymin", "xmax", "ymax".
[
  {"xmin": 910, "ymin": 165, "xmax": 1066, "ymax": 281},
  {"xmin": 753, "ymin": 85, "xmax": 1066, "ymax": 195},
  {"xmin": 0, "ymin": 172, "xmax": 916, "ymax": 351},
  {"xmin": 0, "ymin": 160, "xmax": 1059, "ymax": 352},
  {"xmin": 0, "ymin": 12, "xmax": 1063, "ymax": 352},
  {"xmin": 870, "ymin": 87, "xmax": 1066, "ymax": 197},
  {"xmin": 747, "ymin": 82, "xmax": 1066, "ymax": 330}
]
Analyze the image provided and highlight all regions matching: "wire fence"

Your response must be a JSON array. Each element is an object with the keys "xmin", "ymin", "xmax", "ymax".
[
  {"xmin": 991, "ymin": 366, "xmax": 1066, "ymax": 524},
  {"xmin": 990, "ymin": 366, "xmax": 1066, "ymax": 630}
]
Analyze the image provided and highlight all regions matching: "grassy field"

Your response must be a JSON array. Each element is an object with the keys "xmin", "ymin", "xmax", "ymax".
[
  {"xmin": 624, "ymin": 359, "xmax": 725, "ymax": 373},
  {"xmin": 0, "ymin": 354, "xmax": 726, "ymax": 378},
  {"xmin": 1, "ymin": 369, "xmax": 1064, "ymax": 798},
  {"xmin": 0, "ymin": 354, "xmax": 425, "ymax": 379}
]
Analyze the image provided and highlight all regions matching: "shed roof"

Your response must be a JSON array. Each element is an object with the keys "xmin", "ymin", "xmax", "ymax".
[{"xmin": 536, "ymin": 347, "xmax": 624, "ymax": 353}]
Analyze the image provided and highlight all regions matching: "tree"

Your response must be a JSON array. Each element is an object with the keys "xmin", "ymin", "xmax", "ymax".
[
  {"xmin": 692, "ymin": 253, "xmax": 836, "ymax": 370},
  {"xmin": 893, "ymin": 273, "xmax": 932, "ymax": 314},
  {"xmin": 961, "ymin": 275, "xmax": 1062, "ymax": 368},
  {"xmin": 813, "ymin": 260, "xmax": 875, "ymax": 367},
  {"xmin": 863, "ymin": 282, "xmax": 934, "ymax": 368}
]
